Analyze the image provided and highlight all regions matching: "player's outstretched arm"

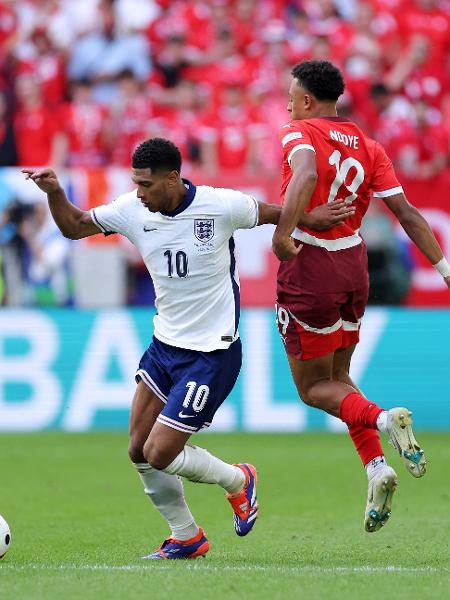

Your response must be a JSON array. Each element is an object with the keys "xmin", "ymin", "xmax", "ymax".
[
  {"xmin": 384, "ymin": 193, "xmax": 450, "ymax": 289},
  {"xmin": 257, "ymin": 202, "xmax": 281, "ymax": 225},
  {"xmin": 258, "ymin": 200, "xmax": 355, "ymax": 230},
  {"xmin": 22, "ymin": 168, "xmax": 101, "ymax": 240}
]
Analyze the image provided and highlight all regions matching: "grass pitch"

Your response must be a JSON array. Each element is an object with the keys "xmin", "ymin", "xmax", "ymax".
[{"xmin": 0, "ymin": 432, "xmax": 449, "ymax": 600}]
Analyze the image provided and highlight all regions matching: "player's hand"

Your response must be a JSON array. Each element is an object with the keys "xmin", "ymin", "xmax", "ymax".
[
  {"xmin": 444, "ymin": 275, "xmax": 450, "ymax": 290},
  {"xmin": 302, "ymin": 201, "xmax": 355, "ymax": 231},
  {"xmin": 272, "ymin": 233, "xmax": 302, "ymax": 261},
  {"xmin": 22, "ymin": 168, "xmax": 61, "ymax": 194}
]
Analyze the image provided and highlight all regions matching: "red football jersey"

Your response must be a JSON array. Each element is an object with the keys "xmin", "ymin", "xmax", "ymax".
[
  {"xmin": 59, "ymin": 102, "xmax": 109, "ymax": 167},
  {"xmin": 111, "ymin": 96, "xmax": 155, "ymax": 166},
  {"xmin": 14, "ymin": 105, "xmax": 57, "ymax": 166},
  {"xmin": 279, "ymin": 116, "xmax": 402, "ymax": 250},
  {"xmin": 200, "ymin": 106, "xmax": 265, "ymax": 169}
]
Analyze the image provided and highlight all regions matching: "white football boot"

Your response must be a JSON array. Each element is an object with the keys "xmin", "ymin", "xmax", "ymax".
[
  {"xmin": 365, "ymin": 466, "xmax": 398, "ymax": 533},
  {"xmin": 386, "ymin": 408, "xmax": 427, "ymax": 477}
]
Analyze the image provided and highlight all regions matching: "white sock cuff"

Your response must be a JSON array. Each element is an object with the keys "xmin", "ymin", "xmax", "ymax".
[
  {"xmin": 164, "ymin": 450, "xmax": 186, "ymax": 475},
  {"xmin": 376, "ymin": 411, "xmax": 388, "ymax": 433},
  {"xmin": 134, "ymin": 462, "xmax": 153, "ymax": 474},
  {"xmin": 365, "ymin": 455, "xmax": 387, "ymax": 479}
]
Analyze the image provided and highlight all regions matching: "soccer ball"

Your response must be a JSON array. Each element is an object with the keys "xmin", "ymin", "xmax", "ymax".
[{"xmin": 0, "ymin": 515, "xmax": 11, "ymax": 559}]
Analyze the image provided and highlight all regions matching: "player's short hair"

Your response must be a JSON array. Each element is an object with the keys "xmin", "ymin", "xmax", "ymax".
[
  {"xmin": 132, "ymin": 138, "xmax": 182, "ymax": 173},
  {"xmin": 291, "ymin": 60, "xmax": 345, "ymax": 102}
]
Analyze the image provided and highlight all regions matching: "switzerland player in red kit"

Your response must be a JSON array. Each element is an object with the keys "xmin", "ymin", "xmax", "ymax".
[{"xmin": 273, "ymin": 61, "xmax": 450, "ymax": 533}]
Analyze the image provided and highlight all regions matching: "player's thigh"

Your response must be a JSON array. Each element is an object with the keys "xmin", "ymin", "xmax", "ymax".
[
  {"xmin": 129, "ymin": 380, "xmax": 164, "ymax": 437},
  {"xmin": 129, "ymin": 337, "xmax": 173, "ymax": 455},
  {"xmin": 135, "ymin": 337, "xmax": 173, "ymax": 406},
  {"xmin": 340, "ymin": 286, "xmax": 368, "ymax": 348},
  {"xmin": 158, "ymin": 338, "xmax": 242, "ymax": 435},
  {"xmin": 275, "ymin": 290, "xmax": 345, "ymax": 361}
]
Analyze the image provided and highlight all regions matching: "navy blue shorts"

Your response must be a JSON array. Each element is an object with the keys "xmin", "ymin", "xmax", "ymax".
[{"xmin": 136, "ymin": 337, "xmax": 242, "ymax": 434}]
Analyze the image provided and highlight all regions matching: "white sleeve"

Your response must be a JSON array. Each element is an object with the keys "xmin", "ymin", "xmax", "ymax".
[
  {"xmin": 225, "ymin": 190, "xmax": 259, "ymax": 231},
  {"xmin": 89, "ymin": 194, "xmax": 133, "ymax": 237}
]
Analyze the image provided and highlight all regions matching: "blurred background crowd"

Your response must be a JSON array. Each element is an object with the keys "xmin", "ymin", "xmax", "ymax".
[
  {"xmin": 1, "ymin": 0, "xmax": 449, "ymax": 307},
  {"xmin": 1, "ymin": 0, "xmax": 450, "ymax": 175}
]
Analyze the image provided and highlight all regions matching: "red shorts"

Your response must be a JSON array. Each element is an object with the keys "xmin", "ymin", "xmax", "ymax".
[{"xmin": 276, "ymin": 242, "xmax": 369, "ymax": 360}]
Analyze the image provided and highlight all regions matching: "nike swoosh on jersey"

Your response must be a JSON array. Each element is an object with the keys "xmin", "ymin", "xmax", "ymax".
[
  {"xmin": 143, "ymin": 226, "xmax": 157, "ymax": 232},
  {"xmin": 178, "ymin": 412, "xmax": 197, "ymax": 419}
]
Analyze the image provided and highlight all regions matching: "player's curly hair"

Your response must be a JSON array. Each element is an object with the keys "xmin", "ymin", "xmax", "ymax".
[
  {"xmin": 132, "ymin": 138, "xmax": 182, "ymax": 172},
  {"xmin": 291, "ymin": 60, "xmax": 345, "ymax": 102}
]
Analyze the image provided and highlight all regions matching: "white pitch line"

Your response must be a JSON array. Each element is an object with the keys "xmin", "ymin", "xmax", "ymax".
[{"xmin": 0, "ymin": 564, "xmax": 447, "ymax": 574}]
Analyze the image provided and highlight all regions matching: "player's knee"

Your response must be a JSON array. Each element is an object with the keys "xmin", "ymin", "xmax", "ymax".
[
  {"xmin": 299, "ymin": 389, "xmax": 315, "ymax": 407},
  {"xmin": 128, "ymin": 439, "xmax": 146, "ymax": 464},
  {"xmin": 297, "ymin": 381, "xmax": 316, "ymax": 407},
  {"xmin": 143, "ymin": 440, "xmax": 171, "ymax": 471}
]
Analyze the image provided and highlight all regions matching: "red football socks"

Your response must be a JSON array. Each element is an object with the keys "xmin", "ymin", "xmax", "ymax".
[
  {"xmin": 348, "ymin": 424, "xmax": 384, "ymax": 465},
  {"xmin": 339, "ymin": 392, "xmax": 383, "ymax": 429}
]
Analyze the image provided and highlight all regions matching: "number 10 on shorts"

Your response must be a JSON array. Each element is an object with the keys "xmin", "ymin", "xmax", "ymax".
[{"xmin": 183, "ymin": 381, "xmax": 210, "ymax": 412}]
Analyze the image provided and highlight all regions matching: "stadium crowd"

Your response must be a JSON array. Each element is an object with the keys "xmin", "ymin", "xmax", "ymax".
[
  {"xmin": 0, "ymin": 0, "xmax": 449, "ymax": 177},
  {"xmin": 1, "ymin": 0, "xmax": 449, "ymax": 307}
]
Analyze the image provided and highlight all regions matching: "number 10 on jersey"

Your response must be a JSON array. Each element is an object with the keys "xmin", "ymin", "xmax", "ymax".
[
  {"xmin": 164, "ymin": 250, "xmax": 188, "ymax": 277},
  {"xmin": 327, "ymin": 149, "xmax": 364, "ymax": 204}
]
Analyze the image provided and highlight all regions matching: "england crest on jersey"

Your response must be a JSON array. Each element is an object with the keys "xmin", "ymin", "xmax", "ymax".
[{"xmin": 194, "ymin": 219, "xmax": 214, "ymax": 242}]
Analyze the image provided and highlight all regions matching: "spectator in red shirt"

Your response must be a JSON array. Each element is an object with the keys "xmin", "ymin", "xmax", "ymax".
[
  {"xmin": 303, "ymin": 0, "xmax": 354, "ymax": 65},
  {"xmin": 252, "ymin": 19, "xmax": 290, "ymax": 93},
  {"xmin": 13, "ymin": 74, "xmax": 63, "ymax": 166},
  {"xmin": 395, "ymin": 0, "xmax": 450, "ymax": 68},
  {"xmin": 199, "ymin": 82, "xmax": 265, "ymax": 176},
  {"xmin": 286, "ymin": 8, "xmax": 315, "ymax": 61},
  {"xmin": 145, "ymin": 0, "xmax": 194, "ymax": 53},
  {"xmin": 58, "ymin": 79, "xmax": 110, "ymax": 168},
  {"xmin": 148, "ymin": 79, "xmax": 204, "ymax": 169},
  {"xmin": 199, "ymin": 28, "xmax": 257, "ymax": 99},
  {"xmin": 385, "ymin": 33, "xmax": 450, "ymax": 108},
  {"xmin": 14, "ymin": 27, "xmax": 66, "ymax": 108},
  {"xmin": 109, "ymin": 70, "xmax": 156, "ymax": 167},
  {"xmin": 344, "ymin": 2, "xmax": 383, "ymax": 68},
  {"xmin": 368, "ymin": 82, "xmax": 415, "ymax": 147},
  {"xmin": 392, "ymin": 99, "xmax": 448, "ymax": 179},
  {"xmin": 364, "ymin": 0, "xmax": 400, "ymax": 49},
  {"xmin": 176, "ymin": 0, "xmax": 215, "ymax": 51},
  {"xmin": 248, "ymin": 80, "xmax": 287, "ymax": 173}
]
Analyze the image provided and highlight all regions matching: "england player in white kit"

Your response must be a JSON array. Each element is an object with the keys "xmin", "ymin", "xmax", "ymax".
[
  {"xmin": 22, "ymin": 138, "xmax": 282, "ymax": 560},
  {"xmin": 23, "ymin": 138, "xmax": 353, "ymax": 559}
]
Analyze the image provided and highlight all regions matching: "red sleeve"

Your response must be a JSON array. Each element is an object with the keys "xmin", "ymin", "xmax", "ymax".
[
  {"xmin": 279, "ymin": 120, "xmax": 315, "ymax": 167},
  {"xmin": 370, "ymin": 141, "xmax": 403, "ymax": 198}
]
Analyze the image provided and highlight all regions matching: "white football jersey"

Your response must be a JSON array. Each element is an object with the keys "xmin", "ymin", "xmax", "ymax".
[{"xmin": 90, "ymin": 180, "xmax": 258, "ymax": 351}]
